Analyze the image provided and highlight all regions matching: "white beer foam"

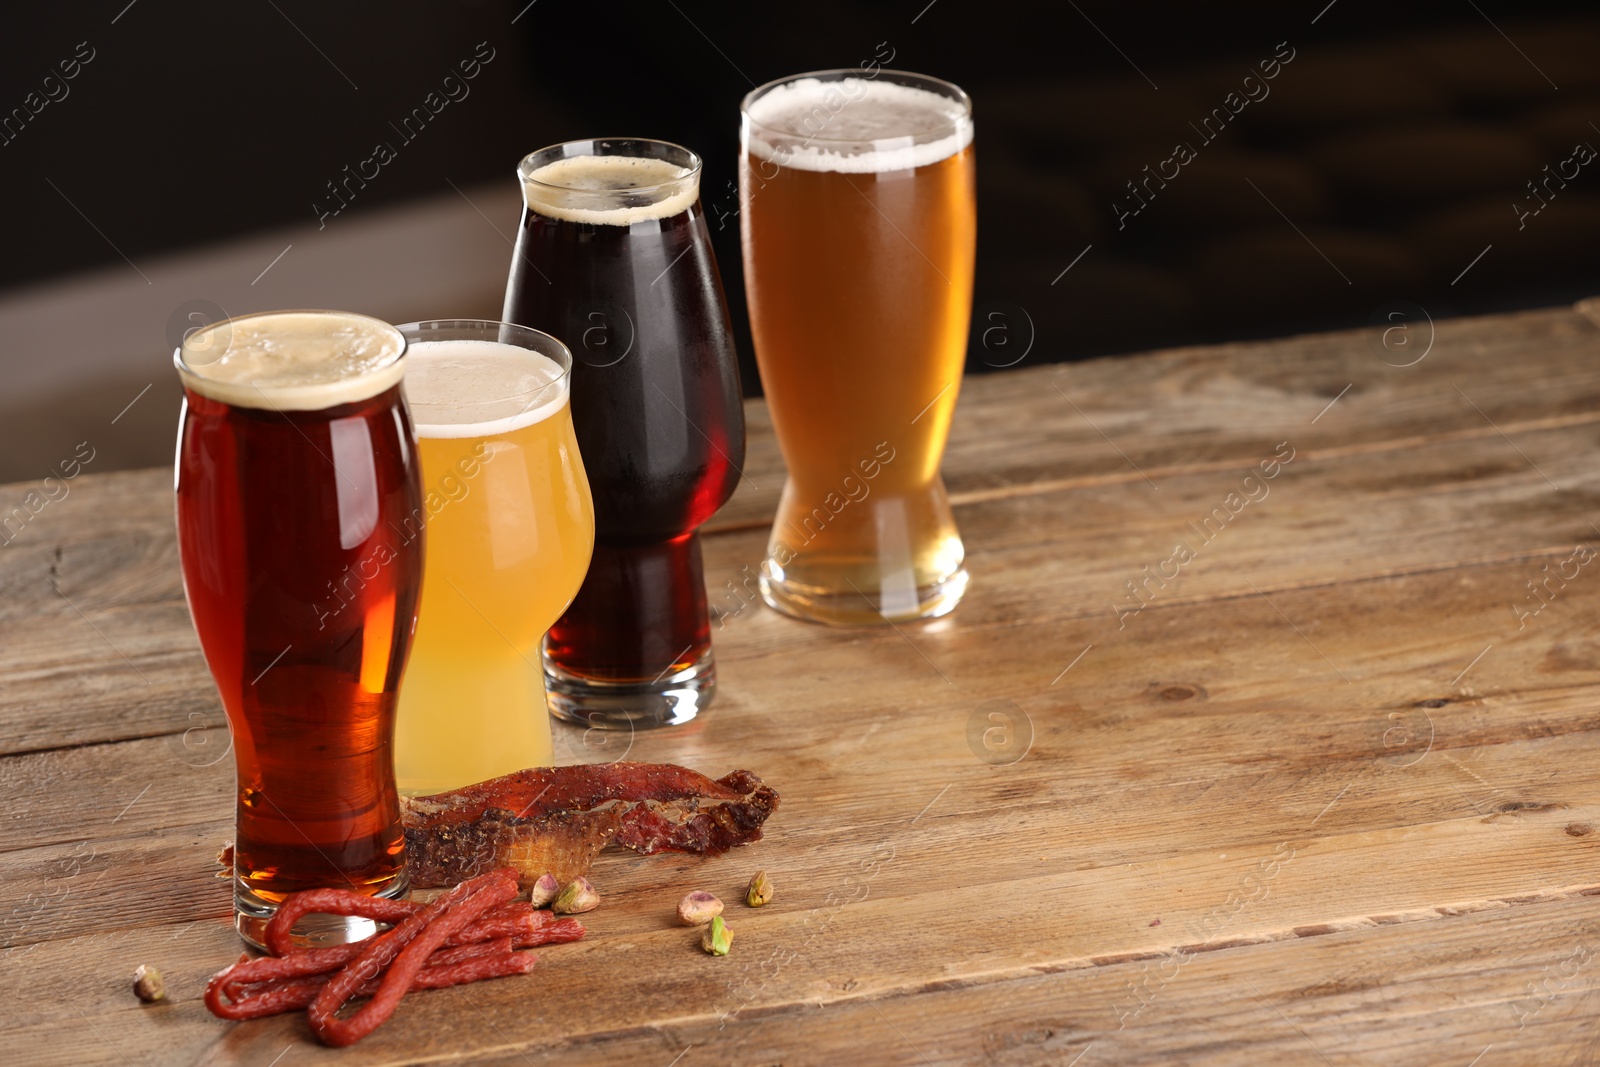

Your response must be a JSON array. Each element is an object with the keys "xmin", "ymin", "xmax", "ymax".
[
  {"xmin": 744, "ymin": 77, "xmax": 972, "ymax": 174},
  {"xmin": 522, "ymin": 155, "xmax": 698, "ymax": 226},
  {"xmin": 177, "ymin": 311, "xmax": 406, "ymax": 411},
  {"xmin": 405, "ymin": 339, "xmax": 568, "ymax": 439}
]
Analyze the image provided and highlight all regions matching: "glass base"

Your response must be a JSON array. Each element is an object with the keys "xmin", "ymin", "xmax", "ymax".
[
  {"xmin": 544, "ymin": 648, "xmax": 714, "ymax": 730},
  {"xmin": 759, "ymin": 561, "xmax": 969, "ymax": 626},
  {"xmin": 234, "ymin": 871, "xmax": 410, "ymax": 951}
]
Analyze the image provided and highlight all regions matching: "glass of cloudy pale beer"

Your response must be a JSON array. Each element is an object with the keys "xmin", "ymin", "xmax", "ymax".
[
  {"xmin": 392, "ymin": 320, "xmax": 594, "ymax": 795},
  {"xmin": 504, "ymin": 138, "xmax": 745, "ymax": 729},
  {"xmin": 741, "ymin": 71, "xmax": 976, "ymax": 624},
  {"xmin": 174, "ymin": 310, "xmax": 422, "ymax": 948}
]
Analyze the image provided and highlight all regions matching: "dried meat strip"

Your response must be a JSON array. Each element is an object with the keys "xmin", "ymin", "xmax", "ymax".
[{"xmin": 403, "ymin": 763, "xmax": 780, "ymax": 886}]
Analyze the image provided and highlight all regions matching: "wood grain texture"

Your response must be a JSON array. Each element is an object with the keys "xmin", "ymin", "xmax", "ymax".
[{"xmin": 2, "ymin": 306, "xmax": 1598, "ymax": 1064}]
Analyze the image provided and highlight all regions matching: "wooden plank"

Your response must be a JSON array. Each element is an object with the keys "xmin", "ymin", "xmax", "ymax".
[
  {"xmin": 6, "ymin": 408, "xmax": 1600, "ymax": 881},
  {"xmin": 4, "ymin": 483, "xmax": 1597, "ymax": 876},
  {"xmin": 320, "ymin": 894, "xmax": 1600, "ymax": 1067},
  {"xmin": 5, "ymin": 397, "xmax": 1600, "ymax": 757},
  {"xmin": 5, "ymin": 307, "xmax": 1600, "ymax": 1063},
  {"xmin": 709, "ymin": 305, "xmax": 1600, "ymax": 530},
  {"xmin": 5, "ymin": 799, "xmax": 1596, "ymax": 1065},
  {"xmin": 0, "ymin": 483, "xmax": 215, "ymax": 754},
  {"xmin": 7, "ymin": 504, "xmax": 1600, "ymax": 837},
  {"xmin": 3, "ymin": 550, "xmax": 1598, "ymax": 1052},
  {"xmin": 0, "ymin": 307, "xmax": 1593, "ymax": 756},
  {"xmin": 704, "ymin": 421, "xmax": 1600, "ymax": 645},
  {"xmin": 3, "ymin": 704, "xmax": 1593, "ymax": 950},
  {"xmin": 0, "ymin": 736, "xmax": 231, "ymax": 856}
]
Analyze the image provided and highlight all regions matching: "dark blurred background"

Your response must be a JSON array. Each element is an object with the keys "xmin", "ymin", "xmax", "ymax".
[{"xmin": 2, "ymin": 0, "xmax": 1598, "ymax": 480}]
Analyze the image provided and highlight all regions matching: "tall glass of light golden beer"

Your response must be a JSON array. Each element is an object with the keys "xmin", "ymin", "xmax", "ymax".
[
  {"xmin": 741, "ymin": 70, "xmax": 976, "ymax": 624},
  {"xmin": 393, "ymin": 320, "xmax": 594, "ymax": 795}
]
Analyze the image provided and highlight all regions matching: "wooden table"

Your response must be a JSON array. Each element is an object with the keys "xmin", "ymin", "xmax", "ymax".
[{"xmin": 5, "ymin": 305, "xmax": 1600, "ymax": 1065}]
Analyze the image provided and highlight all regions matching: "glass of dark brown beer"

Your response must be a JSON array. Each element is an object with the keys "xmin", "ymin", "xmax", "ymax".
[
  {"xmin": 174, "ymin": 310, "xmax": 422, "ymax": 948},
  {"xmin": 504, "ymin": 138, "xmax": 745, "ymax": 730},
  {"xmin": 741, "ymin": 71, "xmax": 976, "ymax": 624}
]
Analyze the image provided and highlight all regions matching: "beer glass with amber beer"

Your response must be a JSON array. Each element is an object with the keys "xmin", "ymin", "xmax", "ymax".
[
  {"xmin": 741, "ymin": 71, "xmax": 976, "ymax": 624},
  {"xmin": 504, "ymin": 138, "xmax": 745, "ymax": 729},
  {"xmin": 174, "ymin": 311, "xmax": 422, "ymax": 948},
  {"xmin": 393, "ymin": 320, "xmax": 594, "ymax": 795}
]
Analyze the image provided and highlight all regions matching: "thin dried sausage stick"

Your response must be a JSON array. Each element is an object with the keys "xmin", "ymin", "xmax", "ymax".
[
  {"xmin": 261, "ymin": 888, "xmax": 534, "ymax": 956},
  {"xmin": 210, "ymin": 940, "xmax": 516, "ymax": 1020},
  {"xmin": 206, "ymin": 942, "xmax": 534, "ymax": 1021},
  {"xmin": 307, "ymin": 868, "xmax": 518, "ymax": 1046},
  {"xmin": 262, "ymin": 889, "xmax": 417, "ymax": 955},
  {"xmin": 209, "ymin": 904, "xmax": 582, "ymax": 1009},
  {"xmin": 217, "ymin": 902, "xmax": 541, "ymax": 994},
  {"xmin": 214, "ymin": 940, "xmax": 518, "ymax": 1017}
]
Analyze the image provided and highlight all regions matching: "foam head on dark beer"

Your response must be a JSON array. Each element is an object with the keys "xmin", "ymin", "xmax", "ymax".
[
  {"xmin": 176, "ymin": 310, "xmax": 406, "ymax": 411},
  {"xmin": 521, "ymin": 155, "xmax": 698, "ymax": 226},
  {"xmin": 743, "ymin": 77, "xmax": 972, "ymax": 173}
]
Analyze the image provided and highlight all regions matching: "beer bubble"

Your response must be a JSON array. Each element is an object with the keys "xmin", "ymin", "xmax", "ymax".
[
  {"xmin": 966, "ymin": 699, "xmax": 1033, "ymax": 766},
  {"xmin": 164, "ymin": 708, "xmax": 234, "ymax": 768},
  {"xmin": 1366, "ymin": 301, "xmax": 1433, "ymax": 368},
  {"xmin": 971, "ymin": 300, "xmax": 1035, "ymax": 369}
]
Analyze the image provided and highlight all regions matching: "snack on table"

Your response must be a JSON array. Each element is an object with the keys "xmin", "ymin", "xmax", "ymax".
[
  {"xmin": 205, "ymin": 868, "xmax": 585, "ymax": 1045},
  {"xmin": 701, "ymin": 915, "xmax": 733, "ymax": 956},
  {"xmin": 402, "ymin": 762, "xmax": 780, "ymax": 887},
  {"xmin": 677, "ymin": 891, "xmax": 723, "ymax": 926},
  {"xmin": 746, "ymin": 869, "xmax": 774, "ymax": 907},
  {"xmin": 529, "ymin": 872, "xmax": 560, "ymax": 907},
  {"xmin": 553, "ymin": 877, "xmax": 601, "ymax": 914},
  {"xmin": 203, "ymin": 763, "xmax": 778, "ymax": 1046}
]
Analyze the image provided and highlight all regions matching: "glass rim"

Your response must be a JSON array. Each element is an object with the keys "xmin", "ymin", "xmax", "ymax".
[
  {"xmin": 174, "ymin": 308, "xmax": 406, "ymax": 374},
  {"xmin": 173, "ymin": 309, "xmax": 409, "ymax": 412},
  {"xmin": 740, "ymin": 68, "xmax": 972, "ymax": 146},
  {"xmin": 396, "ymin": 318, "xmax": 573, "ymax": 411},
  {"xmin": 516, "ymin": 137, "xmax": 703, "ymax": 197}
]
